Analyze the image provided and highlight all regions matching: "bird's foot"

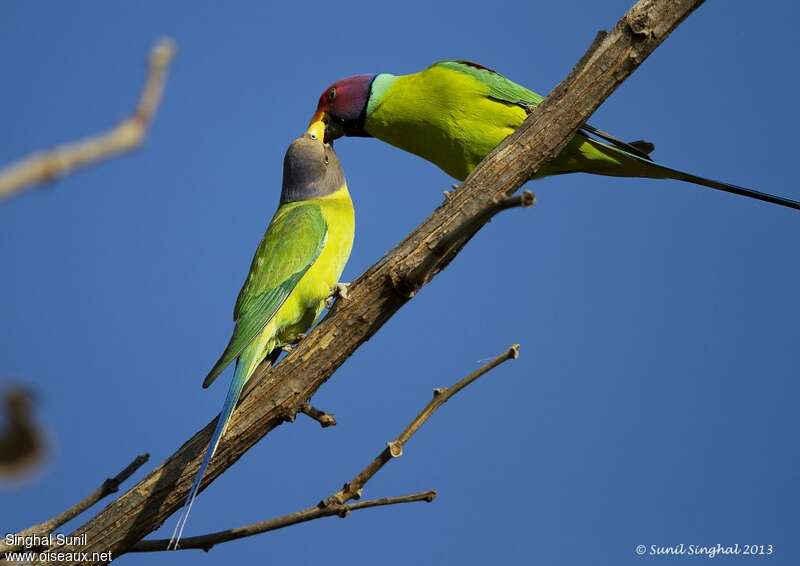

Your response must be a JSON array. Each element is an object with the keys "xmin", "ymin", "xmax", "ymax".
[
  {"xmin": 335, "ymin": 282, "xmax": 350, "ymax": 300},
  {"xmin": 325, "ymin": 282, "xmax": 350, "ymax": 307},
  {"xmin": 280, "ymin": 333, "xmax": 307, "ymax": 353}
]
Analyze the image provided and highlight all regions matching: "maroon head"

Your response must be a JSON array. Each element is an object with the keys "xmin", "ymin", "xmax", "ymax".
[{"xmin": 307, "ymin": 74, "xmax": 375, "ymax": 142}]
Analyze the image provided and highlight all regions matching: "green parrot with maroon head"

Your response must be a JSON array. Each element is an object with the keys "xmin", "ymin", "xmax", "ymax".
[{"xmin": 307, "ymin": 60, "xmax": 799, "ymax": 210}]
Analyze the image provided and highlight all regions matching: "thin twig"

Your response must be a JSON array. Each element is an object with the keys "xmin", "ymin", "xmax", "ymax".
[
  {"xmin": 0, "ymin": 454, "xmax": 149, "ymax": 553},
  {"xmin": 130, "ymin": 491, "xmax": 436, "ymax": 553},
  {"xmin": 129, "ymin": 345, "xmax": 515, "ymax": 553},
  {"xmin": 327, "ymin": 344, "xmax": 520, "ymax": 506},
  {"xmin": 299, "ymin": 403, "xmax": 337, "ymax": 428},
  {"xmin": 0, "ymin": 38, "xmax": 176, "ymax": 203}
]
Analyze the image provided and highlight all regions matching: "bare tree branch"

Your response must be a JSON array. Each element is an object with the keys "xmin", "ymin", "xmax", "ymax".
[
  {"xmin": 129, "ymin": 491, "xmax": 436, "ymax": 553},
  {"xmin": 327, "ymin": 344, "xmax": 519, "ymax": 506},
  {"xmin": 0, "ymin": 454, "xmax": 149, "ymax": 553},
  {"xmin": 403, "ymin": 191, "xmax": 535, "ymax": 292},
  {"xmin": 40, "ymin": 2, "xmax": 703, "ymax": 563},
  {"xmin": 0, "ymin": 38, "xmax": 176, "ymax": 203},
  {"xmin": 299, "ymin": 403, "xmax": 337, "ymax": 428},
  {"xmin": 7, "ymin": 343, "xmax": 513, "ymax": 556},
  {"xmin": 131, "ymin": 344, "xmax": 516, "ymax": 552}
]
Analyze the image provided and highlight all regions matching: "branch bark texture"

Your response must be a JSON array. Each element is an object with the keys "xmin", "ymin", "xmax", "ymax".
[
  {"xmin": 42, "ymin": 1, "xmax": 703, "ymax": 563},
  {"xmin": 0, "ymin": 455, "xmax": 149, "ymax": 554},
  {"xmin": 128, "ymin": 344, "xmax": 517, "ymax": 552}
]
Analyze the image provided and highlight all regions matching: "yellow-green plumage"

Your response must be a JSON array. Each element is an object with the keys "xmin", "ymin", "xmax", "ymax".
[
  {"xmin": 233, "ymin": 186, "xmax": 354, "ymax": 381},
  {"xmin": 367, "ymin": 64, "xmax": 525, "ymax": 180},
  {"xmin": 365, "ymin": 62, "xmax": 643, "ymax": 181},
  {"xmin": 360, "ymin": 61, "xmax": 799, "ymax": 209},
  {"xmin": 170, "ymin": 136, "xmax": 354, "ymax": 548}
]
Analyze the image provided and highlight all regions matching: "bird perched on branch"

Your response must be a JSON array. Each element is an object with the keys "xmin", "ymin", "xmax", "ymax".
[
  {"xmin": 308, "ymin": 60, "xmax": 799, "ymax": 210},
  {"xmin": 170, "ymin": 133, "xmax": 355, "ymax": 548}
]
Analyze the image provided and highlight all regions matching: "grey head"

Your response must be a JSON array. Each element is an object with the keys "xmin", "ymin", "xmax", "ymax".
[{"xmin": 280, "ymin": 134, "xmax": 345, "ymax": 203}]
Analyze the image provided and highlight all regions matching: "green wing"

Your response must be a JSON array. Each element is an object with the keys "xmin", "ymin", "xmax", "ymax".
[
  {"xmin": 202, "ymin": 203, "xmax": 328, "ymax": 388},
  {"xmin": 434, "ymin": 60, "xmax": 544, "ymax": 109},
  {"xmin": 435, "ymin": 60, "xmax": 654, "ymax": 160}
]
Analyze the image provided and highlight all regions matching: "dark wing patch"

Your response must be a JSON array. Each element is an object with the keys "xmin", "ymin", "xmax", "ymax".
[
  {"xmin": 454, "ymin": 59, "xmax": 501, "ymax": 74},
  {"xmin": 581, "ymin": 123, "xmax": 656, "ymax": 161},
  {"xmin": 627, "ymin": 140, "xmax": 656, "ymax": 155}
]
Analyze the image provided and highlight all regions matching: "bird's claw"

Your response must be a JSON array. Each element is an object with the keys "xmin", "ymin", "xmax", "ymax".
[
  {"xmin": 326, "ymin": 282, "xmax": 350, "ymax": 307},
  {"xmin": 335, "ymin": 282, "xmax": 350, "ymax": 300},
  {"xmin": 281, "ymin": 333, "xmax": 307, "ymax": 353}
]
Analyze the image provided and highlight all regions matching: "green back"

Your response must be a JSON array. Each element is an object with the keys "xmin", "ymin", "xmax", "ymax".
[
  {"xmin": 434, "ymin": 60, "xmax": 654, "ymax": 161},
  {"xmin": 433, "ymin": 60, "xmax": 544, "ymax": 109},
  {"xmin": 203, "ymin": 203, "xmax": 327, "ymax": 387}
]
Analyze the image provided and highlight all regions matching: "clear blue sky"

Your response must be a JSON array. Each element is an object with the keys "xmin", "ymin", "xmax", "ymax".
[{"xmin": 2, "ymin": 2, "xmax": 798, "ymax": 565}]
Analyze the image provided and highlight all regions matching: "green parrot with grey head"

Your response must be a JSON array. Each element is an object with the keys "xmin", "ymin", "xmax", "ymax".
[
  {"xmin": 168, "ymin": 134, "xmax": 354, "ymax": 549},
  {"xmin": 307, "ymin": 60, "xmax": 799, "ymax": 210}
]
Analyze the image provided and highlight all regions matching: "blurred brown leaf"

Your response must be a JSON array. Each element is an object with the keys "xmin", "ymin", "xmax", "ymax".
[{"xmin": 0, "ymin": 386, "xmax": 45, "ymax": 481}]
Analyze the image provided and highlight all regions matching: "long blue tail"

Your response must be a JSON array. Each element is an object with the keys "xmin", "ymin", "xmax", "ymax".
[{"xmin": 168, "ymin": 355, "xmax": 252, "ymax": 549}]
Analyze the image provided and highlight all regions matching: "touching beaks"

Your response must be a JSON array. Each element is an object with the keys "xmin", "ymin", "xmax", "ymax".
[
  {"xmin": 306, "ymin": 112, "xmax": 326, "ymax": 141},
  {"xmin": 306, "ymin": 111, "xmax": 344, "ymax": 143}
]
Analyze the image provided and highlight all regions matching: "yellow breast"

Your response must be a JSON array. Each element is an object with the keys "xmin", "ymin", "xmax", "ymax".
[
  {"xmin": 299, "ymin": 185, "xmax": 355, "ymax": 302},
  {"xmin": 272, "ymin": 185, "xmax": 355, "ymax": 344},
  {"xmin": 366, "ymin": 66, "xmax": 527, "ymax": 180}
]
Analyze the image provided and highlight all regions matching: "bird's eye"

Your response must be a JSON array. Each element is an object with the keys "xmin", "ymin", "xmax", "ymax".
[
  {"xmin": 324, "ymin": 154, "xmax": 329, "ymax": 165},
  {"xmin": 328, "ymin": 88, "xmax": 336, "ymax": 101}
]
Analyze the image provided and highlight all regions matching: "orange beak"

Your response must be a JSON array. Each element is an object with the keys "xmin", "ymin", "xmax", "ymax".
[{"xmin": 306, "ymin": 110, "xmax": 327, "ymax": 141}]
